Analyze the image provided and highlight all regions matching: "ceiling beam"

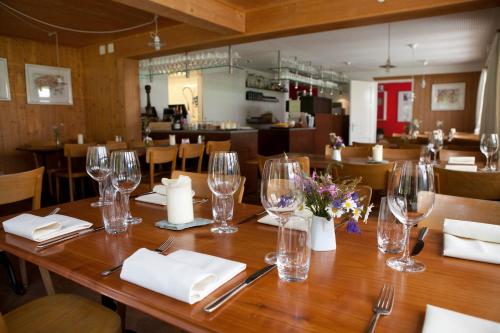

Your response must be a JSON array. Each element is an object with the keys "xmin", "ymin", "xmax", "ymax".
[
  {"xmin": 112, "ymin": 0, "xmax": 245, "ymax": 34},
  {"xmin": 110, "ymin": 0, "xmax": 500, "ymax": 58}
]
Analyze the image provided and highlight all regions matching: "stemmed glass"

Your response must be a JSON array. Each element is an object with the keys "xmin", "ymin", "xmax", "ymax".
[
  {"xmin": 480, "ymin": 134, "xmax": 499, "ymax": 172},
  {"xmin": 207, "ymin": 152, "xmax": 241, "ymax": 233},
  {"xmin": 110, "ymin": 150, "xmax": 142, "ymax": 225},
  {"xmin": 260, "ymin": 158, "xmax": 304, "ymax": 264},
  {"xmin": 386, "ymin": 161, "xmax": 435, "ymax": 272},
  {"xmin": 86, "ymin": 146, "xmax": 110, "ymax": 207},
  {"xmin": 428, "ymin": 130, "xmax": 443, "ymax": 164}
]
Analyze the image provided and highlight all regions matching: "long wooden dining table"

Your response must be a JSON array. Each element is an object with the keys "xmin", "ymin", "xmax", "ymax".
[{"xmin": 1, "ymin": 194, "xmax": 499, "ymax": 332}]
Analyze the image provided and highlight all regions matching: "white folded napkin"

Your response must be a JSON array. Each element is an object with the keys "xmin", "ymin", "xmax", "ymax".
[
  {"xmin": 422, "ymin": 304, "xmax": 500, "ymax": 333},
  {"xmin": 258, "ymin": 209, "xmax": 313, "ymax": 230},
  {"xmin": 443, "ymin": 219, "xmax": 500, "ymax": 264},
  {"xmin": 120, "ymin": 249, "xmax": 246, "ymax": 304},
  {"xmin": 135, "ymin": 192, "xmax": 167, "ymax": 206},
  {"xmin": 448, "ymin": 156, "xmax": 476, "ymax": 165},
  {"xmin": 445, "ymin": 164, "xmax": 477, "ymax": 172},
  {"xmin": 152, "ymin": 184, "xmax": 167, "ymax": 195},
  {"xmin": 2, "ymin": 214, "xmax": 92, "ymax": 242}
]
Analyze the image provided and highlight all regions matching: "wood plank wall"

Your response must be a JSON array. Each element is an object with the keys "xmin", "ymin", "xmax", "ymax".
[{"xmin": 0, "ymin": 36, "xmax": 86, "ymax": 173}]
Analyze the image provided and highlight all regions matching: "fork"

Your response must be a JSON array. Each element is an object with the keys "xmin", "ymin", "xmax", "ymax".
[
  {"xmin": 100, "ymin": 236, "xmax": 175, "ymax": 277},
  {"xmin": 366, "ymin": 284, "xmax": 395, "ymax": 333}
]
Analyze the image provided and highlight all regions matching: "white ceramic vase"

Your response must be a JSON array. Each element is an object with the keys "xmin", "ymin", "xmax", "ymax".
[
  {"xmin": 310, "ymin": 216, "xmax": 336, "ymax": 251},
  {"xmin": 332, "ymin": 149, "xmax": 342, "ymax": 161}
]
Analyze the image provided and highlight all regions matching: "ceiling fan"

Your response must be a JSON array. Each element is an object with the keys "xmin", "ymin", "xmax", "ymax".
[{"xmin": 379, "ymin": 23, "xmax": 396, "ymax": 72}]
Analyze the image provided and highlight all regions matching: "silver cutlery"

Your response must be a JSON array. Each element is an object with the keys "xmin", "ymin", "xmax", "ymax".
[
  {"xmin": 100, "ymin": 236, "xmax": 175, "ymax": 277},
  {"xmin": 367, "ymin": 284, "xmax": 395, "ymax": 333},
  {"xmin": 46, "ymin": 207, "xmax": 60, "ymax": 216},
  {"xmin": 36, "ymin": 226, "xmax": 105, "ymax": 250},
  {"xmin": 411, "ymin": 227, "xmax": 429, "ymax": 256},
  {"xmin": 193, "ymin": 198, "xmax": 208, "ymax": 204},
  {"xmin": 204, "ymin": 264, "xmax": 276, "ymax": 313}
]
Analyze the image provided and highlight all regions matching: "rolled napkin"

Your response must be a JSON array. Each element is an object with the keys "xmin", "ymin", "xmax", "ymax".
[
  {"xmin": 443, "ymin": 218, "xmax": 500, "ymax": 264},
  {"xmin": 2, "ymin": 214, "xmax": 92, "ymax": 242},
  {"xmin": 120, "ymin": 249, "xmax": 246, "ymax": 304},
  {"xmin": 445, "ymin": 164, "xmax": 477, "ymax": 172},
  {"xmin": 448, "ymin": 156, "xmax": 475, "ymax": 165},
  {"xmin": 422, "ymin": 304, "xmax": 500, "ymax": 333},
  {"xmin": 372, "ymin": 144, "xmax": 383, "ymax": 162},
  {"xmin": 164, "ymin": 176, "xmax": 194, "ymax": 224}
]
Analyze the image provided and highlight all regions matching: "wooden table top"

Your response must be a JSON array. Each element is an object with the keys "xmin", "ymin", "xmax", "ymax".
[
  {"xmin": 1, "ymin": 195, "xmax": 499, "ymax": 332},
  {"xmin": 16, "ymin": 145, "xmax": 64, "ymax": 153}
]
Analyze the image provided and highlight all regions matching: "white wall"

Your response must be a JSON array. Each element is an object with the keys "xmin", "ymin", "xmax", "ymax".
[
  {"xmin": 201, "ymin": 68, "xmax": 286, "ymax": 125},
  {"xmin": 168, "ymin": 73, "xmax": 202, "ymax": 121},
  {"xmin": 139, "ymin": 74, "xmax": 169, "ymax": 117}
]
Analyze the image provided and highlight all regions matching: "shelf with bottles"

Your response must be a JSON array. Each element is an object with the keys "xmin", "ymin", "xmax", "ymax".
[
  {"xmin": 245, "ymin": 91, "xmax": 279, "ymax": 103},
  {"xmin": 246, "ymin": 73, "xmax": 288, "ymax": 92}
]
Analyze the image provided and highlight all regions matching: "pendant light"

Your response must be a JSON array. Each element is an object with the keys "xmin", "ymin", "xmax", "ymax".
[
  {"xmin": 379, "ymin": 23, "xmax": 396, "ymax": 72},
  {"xmin": 408, "ymin": 43, "xmax": 417, "ymax": 102},
  {"xmin": 148, "ymin": 15, "xmax": 165, "ymax": 51},
  {"xmin": 421, "ymin": 60, "xmax": 428, "ymax": 88}
]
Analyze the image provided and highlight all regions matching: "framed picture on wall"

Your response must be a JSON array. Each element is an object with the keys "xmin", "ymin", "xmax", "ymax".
[
  {"xmin": 431, "ymin": 82, "xmax": 465, "ymax": 111},
  {"xmin": 0, "ymin": 58, "xmax": 10, "ymax": 101},
  {"xmin": 397, "ymin": 91, "xmax": 413, "ymax": 122},
  {"xmin": 25, "ymin": 64, "xmax": 73, "ymax": 105}
]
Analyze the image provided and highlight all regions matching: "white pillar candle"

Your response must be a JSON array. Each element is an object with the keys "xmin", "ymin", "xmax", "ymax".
[
  {"xmin": 372, "ymin": 144, "xmax": 383, "ymax": 162},
  {"xmin": 77, "ymin": 134, "xmax": 84, "ymax": 144},
  {"xmin": 164, "ymin": 176, "xmax": 194, "ymax": 224},
  {"xmin": 169, "ymin": 134, "xmax": 176, "ymax": 146}
]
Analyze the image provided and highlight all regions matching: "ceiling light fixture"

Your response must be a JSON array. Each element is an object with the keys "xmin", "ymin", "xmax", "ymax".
[
  {"xmin": 421, "ymin": 60, "xmax": 428, "ymax": 88},
  {"xmin": 379, "ymin": 23, "xmax": 396, "ymax": 72},
  {"xmin": 148, "ymin": 15, "xmax": 165, "ymax": 51},
  {"xmin": 407, "ymin": 43, "xmax": 418, "ymax": 102}
]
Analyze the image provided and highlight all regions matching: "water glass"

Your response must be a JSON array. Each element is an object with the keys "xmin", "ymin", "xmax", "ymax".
[
  {"xmin": 86, "ymin": 145, "xmax": 110, "ymax": 207},
  {"xmin": 277, "ymin": 214, "xmax": 311, "ymax": 282},
  {"xmin": 101, "ymin": 181, "xmax": 127, "ymax": 235},
  {"xmin": 211, "ymin": 194, "xmax": 236, "ymax": 233},
  {"xmin": 480, "ymin": 133, "xmax": 499, "ymax": 172},
  {"xmin": 377, "ymin": 197, "xmax": 404, "ymax": 254},
  {"xmin": 429, "ymin": 130, "xmax": 443, "ymax": 164}
]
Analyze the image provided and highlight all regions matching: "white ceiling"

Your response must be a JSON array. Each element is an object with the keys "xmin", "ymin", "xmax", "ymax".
[{"xmin": 231, "ymin": 8, "xmax": 500, "ymax": 79}]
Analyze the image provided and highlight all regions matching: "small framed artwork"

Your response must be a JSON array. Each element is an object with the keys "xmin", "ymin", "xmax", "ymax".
[
  {"xmin": 25, "ymin": 64, "xmax": 73, "ymax": 105},
  {"xmin": 397, "ymin": 91, "xmax": 413, "ymax": 122},
  {"xmin": 431, "ymin": 83, "xmax": 465, "ymax": 111},
  {"xmin": 0, "ymin": 58, "xmax": 11, "ymax": 101}
]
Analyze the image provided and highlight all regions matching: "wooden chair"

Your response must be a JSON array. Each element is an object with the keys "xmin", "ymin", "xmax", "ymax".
[
  {"xmin": 355, "ymin": 185, "xmax": 372, "ymax": 209},
  {"xmin": 439, "ymin": 149, "xmax": 485, "ymax": 163},
  {"xmin": 383, "ymin": 148, "xmax": 421, "ymax": 161},
  {"xmin": 352, "ymin": 142, "xmax": 375, "ymax": 148},
  {"xmin": 105, "ymin": 141, "xmax": 127, "ymax": 152},
  {"xmin": 0, "ymin": 294, "xmax": 121, "ymax": 333},
  {"xmin": 333, "ymin": 162, "xmax": 394, "ymax": 191},
  {"xmin": 171, "ymin": 170, "xmax": 246, "ymax": 203},
  {"xmin": 256, "ymin": 155, "xmax": 310, "ymax": 176},
  {"xmin": 146, "ymin": 146, "xmax": 178, "ymax": 190},
  {"xmin": 339, "ymin": 146, "xmax": 370, "ymax": 158},
  {"xmin": 55, "ymin": 144, "xmax": 90, "ymax": 202},
  {"xmin": 178, "ymin": 143, "xmax": 205, "ymax": 173},
  {"xmin": 0, "ymin": 167, "xmax": 54, "ymax": 295},
  {"xmin": 206, "ymin": 140, "xmax": 231, "ymax": 155},
  {"xmin": 433, "ymin": 167, "xmax": 500, "ymax": 200}
]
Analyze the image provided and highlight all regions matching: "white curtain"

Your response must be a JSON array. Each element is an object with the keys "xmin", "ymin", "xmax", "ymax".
[
  {"xmin": 480, "ymin": 32, "xmax": 500, "ymax": 135},
  {"xmin": 474, "ymin": 68, "xmax": 487, "ymax": 135}
]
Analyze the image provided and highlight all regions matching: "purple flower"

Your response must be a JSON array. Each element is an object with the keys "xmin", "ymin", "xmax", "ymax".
[
  {"xmin": 277, "ymin": 194, "xmax": 294, "ymax": 208},
  {"xmin": 346, "ymin": 220, "xmax": 361, "ymax": 234},
  {"xmin": 332, "ymin": 199, "xmax": 343, "ymax": 209},
  {"xmin": 351, "ymin": 192, "xmax": 359, "ymax": 202}
]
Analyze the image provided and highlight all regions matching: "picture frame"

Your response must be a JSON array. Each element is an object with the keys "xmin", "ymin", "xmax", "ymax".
[
  {"xmin": 431, "ymin": 83, "xmax": 465, "ymax": 111},
  {"xmin": 0, "ymin": 58, "xmax": 11, "ymax": 101},
  {"xmin": 397, "ymin": 91, "xmax": 413, "ymax": 122},
  {"xmin": 25, "ymin": 64, "xmax": 73, "ymax": 105}
]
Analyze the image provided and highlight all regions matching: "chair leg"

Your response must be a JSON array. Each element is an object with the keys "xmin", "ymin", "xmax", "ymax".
[
  {"xmin": 56, "ymin": 177, "xmax": 61, "ymax": 203},
  {"xmin": 39, "ymin": 267, "xmax": 55, "ymax": 295},
  {"xmin": 0, "ymin": 251, "xmax": 25, "ymax": 295},
  {"xmin": 69, "ymin": 178, "xmax": 74, "ymax": 202},
  {"xmin": 19, "ymin": 258, "xmax": 28, "ymax": 288}
]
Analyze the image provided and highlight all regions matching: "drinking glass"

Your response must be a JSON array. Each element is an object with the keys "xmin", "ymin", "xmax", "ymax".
[
  {"xmin": 480, "ymin": 134, "xmax": 499, "ymax": 172},
  {"xmin": 428, "ymin": 130, "xmax": 443, "ymax": 164},
  {"xmin": 377, "ymin": 197, "xmax": 404, "ymax": 254},
  {"xmin": 208, "ymin": 152, "xmax": 241, "ymax": 233},
  {"xmin": 277, "ymin": 214, "xmax": 311, "ymax": 282},
  {"xmin": 386, "ymin": 161, "xmax": 435, "ymax": 272},
  {"xmin": 110, "ymin": 150, "xmax": 142, "ymax": 225},
  {"xmin": 211, "ymin": 194, "xmax": 235, "ymax": 233},
  {"xmin": 86, "ymin": 145, "xmax": 110, "ymax": 207},
  {"xmin": 261, "ymin": 158, "xmax": 304, "ymax": 265},
  {"xmin": 101, "ymin": 179, "xmax": 128, "ymax": 235}
]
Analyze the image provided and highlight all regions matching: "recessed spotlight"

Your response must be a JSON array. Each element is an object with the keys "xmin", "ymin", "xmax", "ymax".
[{"xmin": 377, "ymin": 0, "xmax": 385, "ymax": 3}]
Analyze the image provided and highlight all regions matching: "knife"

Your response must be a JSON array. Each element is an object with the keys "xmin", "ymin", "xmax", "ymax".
[
  {"xmin": 237, "ymin": 211, "xmax": 266, "ymax": 225},
  {"xmin": 36, "ymin": 226, "xmax": 105, "ymax": 250},
  {"xmin": 204, "ymin": 264, "xmax": 276, "ymax": 313},
  {"xmin": 411, "ymin": 227, "xmax": 429, "ymax": 256}
]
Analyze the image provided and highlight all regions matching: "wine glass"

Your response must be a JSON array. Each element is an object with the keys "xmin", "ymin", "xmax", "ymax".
[
  {"xmin": 428, "ymin": 130, "xmax": 443, "ymax": 164},
  {"xmin": 386, "ymin": 161, "xmax": 435, "ymax": 272},
  {"xmin": 207, "ymin": 152, "xmax": 241, "ymax": 233},
  {"xmin": 110, "ymin": 150, "xmax": 142, "ymax": 225},
  {"xmin": 86, "ymin": 146, "xmax": 110, "ymax": 207},
  {"xmin": 480, "ymin": 134, "xmax": 499, "ymax": 172},
  {"xmin": 260, "ymin": 158, "xmax": 304, "ymax": 264}
]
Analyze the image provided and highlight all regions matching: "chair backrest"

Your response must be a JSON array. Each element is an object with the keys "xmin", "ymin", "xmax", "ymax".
[
  {"xmin": 0, "ymin": 167, "xmax": 44, "ymax": 210},
  {"xmin": 64, "ymin": 144, "xmax": 89, "ymax": 175},
  {"xmin": 206, "ymin": 140, "xmax": 231, "ymax": 155},
  {"xmin": 355, "ymin": 185, "xmax": 372, "ymax": 210},
  {"xmin": 256, "ymin": 155, "xmax": 310, "ymax": 176},
  {"xmin": 340, "ymin": 146, "xmax": 371, "ymax": 158},
  {"xmin": 147, "ymin": 146, "xmax": 178, "ymax": 190},
  {"xmin": 434, "ymin": 168, "xmax": 500, "ymax": 200},
  {"xmin": 352, "ymin": 142, "xmax": 376, "ymax": 148},
  {"xmin": 439, "ymin": 149, "xmax": 485, "ymax": 163},
  {"xmin": 383, "ymin": 148, "xmax": 421, "ymax": 161},
  {"xmin": 171, "ymin": 170, "xmax": 246, "ymax": 203},
  {"xmin": 0, "ymin": 312, "xmax": 7, "ymax": 333},
  {"xmin": 105, "ymin": 141, "xmax": 128, "ymax": 152},
  {"xmin": 334, "ymin": 162, "xmax": 394, "ymax": 191},
  {"xmin": 178, "ymin": 143, "xmax": 205, "ymax": 173}
]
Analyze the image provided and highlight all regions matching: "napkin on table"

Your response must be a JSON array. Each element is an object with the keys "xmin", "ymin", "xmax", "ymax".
[
  {"xmin": 443, "ymin": 218, "xmax": 500, "ymax": 264},
  {"xmin": 2, "ymin": 213, "xmax": 92, "ymax": 242},
  {"xmin": 448, "ymin": 156, "xmax": 476, "ymax": 165},
  {"xmin": 135, "ymin": 179, "xmax": 195, "ymax": 206},
  {"xmin": 258, "ymin": 209, "xmax": 313, "ymax": 230},
  {"xmin": 422, "ymin": 304, "xmax": 500, "ymax": 333},
  {"xmin": 445, "ymin": 164, "xmax": 477, "ymax": 172},
  {"xmin": 120, "ymin": 249, "xmax": 246, "ymax": 304}
]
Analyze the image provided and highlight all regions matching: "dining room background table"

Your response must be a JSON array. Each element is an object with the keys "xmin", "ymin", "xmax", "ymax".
[{"xmin": 0, "ymin": 194, "xmax": 499, "ymax": 332}]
